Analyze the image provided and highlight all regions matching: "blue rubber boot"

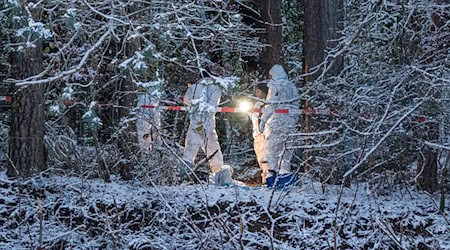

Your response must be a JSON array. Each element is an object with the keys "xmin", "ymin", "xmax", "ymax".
[{"xmin": 266, "ymin": 171, "xmax": 299, "ymax": 189}]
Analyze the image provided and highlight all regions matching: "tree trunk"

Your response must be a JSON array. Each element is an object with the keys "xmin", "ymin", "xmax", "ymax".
[
  {"xmin": 414, "ymin": 7, "xmax": 446, "ymax": 193},
  {"xmin": 259, "ymin": 0, "xmax": 283, "ymax": 75},
  {"xmin": 416, "ymin": 114, "xmax": 439, "ymax": 193},
  {"xmin": 303, "ymin": 0, "xmax": 325, "ymax": 84},
  {"xmin": 420, "ymin": 149, "xmax": 438, "ymax": 193},
  {"xmin": 323, "ymin": 0, "xmax": 344, "ymax": 76},
  {"xmin": 302, "ymin": 0, "xmax": 344, "ymax": 174},
  {"xmin": 417, "ymin": 146, "xmax": 438, "ymax": 193},
  {"xmin": 117, "ymin": 38, "xmax": 140, "ymax": 180},
  {"xmin": 302, "ymin": 0, "xmax": 344, "ymax": 87},
  {"xmin": 8, "ymin": 43, "xmax": 46, "ymax": 177}
]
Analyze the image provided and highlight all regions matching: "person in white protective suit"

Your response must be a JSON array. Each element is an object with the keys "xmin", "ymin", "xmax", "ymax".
[
  {"xmin": 136, "ymin": 92, "xmax": 160, "ymax": 151},
  {"xmin": 182, "ymin": 76, "xmax": 232, "ymax": 184},
  {"xmin": 251, "ymin": 83, "xmax": 269, "ymax": 183},
  {"xmin": 259, "ymin": 65, "xmax": 299, "ymax": 183}
]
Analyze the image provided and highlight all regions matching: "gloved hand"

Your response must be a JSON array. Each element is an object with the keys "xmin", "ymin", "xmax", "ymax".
[{"xmin": 259, "ymin": 121, "xmax": 265, "ymax": 133}]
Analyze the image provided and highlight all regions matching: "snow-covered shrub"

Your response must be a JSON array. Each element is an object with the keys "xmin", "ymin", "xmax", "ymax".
[{"xmin": 302, "ymin": 0, "xmax": 450, "ymax": 188}]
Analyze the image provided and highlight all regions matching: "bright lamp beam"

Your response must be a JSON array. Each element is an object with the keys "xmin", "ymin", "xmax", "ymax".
[{"xmin": 238, "ymin": 100, "xmax": 252, "ymax": 113}]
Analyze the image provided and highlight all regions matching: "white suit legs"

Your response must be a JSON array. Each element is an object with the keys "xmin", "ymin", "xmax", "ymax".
[
  {"xmin": 264, "ymin": 132, "xmax": 292, "ymax": 174},
  {"xmin": 184, "ymin": 126, "xmax": 202, "ymax": 166},
  {"xmin": 254, "ymin": 133, "xmax": 269, "ymax": 181},
  {"xmin": 203, "ymin": 129, "xmax": 223, "ymax": 173},
  {"xmin": 263, "ymin": 119, "xmax": 296, "ymax": 175},
  {"xmin": 184, "ymin": 124, "xmax": 223, "ymax": 173}
]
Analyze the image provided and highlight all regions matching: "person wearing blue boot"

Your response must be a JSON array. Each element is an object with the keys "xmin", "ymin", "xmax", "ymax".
[{"xmin": 259, "ymin": 65, "xmax": 300, "ymax": 188}]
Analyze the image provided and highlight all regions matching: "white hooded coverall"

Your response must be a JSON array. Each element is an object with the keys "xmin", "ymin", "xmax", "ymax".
[
  {"xmin": 260, "ymin": 65, "xmax": 299, "ymax": 176},
  {"xmin": 183, "ymin": 78, "xmax": 224, "ymax": 173}
]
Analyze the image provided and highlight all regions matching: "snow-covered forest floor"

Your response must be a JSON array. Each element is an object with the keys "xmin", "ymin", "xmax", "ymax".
[{"xmin": 0, "ymin": 168, "xmax": 449, "ymax": 250}]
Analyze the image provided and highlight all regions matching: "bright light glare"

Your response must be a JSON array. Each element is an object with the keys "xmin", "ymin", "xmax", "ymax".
[{"xmin": 238, "ymin": 100, "xmax": 252, "ymax": 112}]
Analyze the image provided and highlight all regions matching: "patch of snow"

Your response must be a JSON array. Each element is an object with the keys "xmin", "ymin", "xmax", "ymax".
[
  {"xmin": 62, "ymin": 85, "xmax": 74, "ymax": 100},
  {"xmin": 66, "ymin": 8, "xmax": 77, "ymax": 16},
  {"xmin": 49, "ymin": 104, "xmax": 60, "ymax": 114},
  {"xmin": 16, "ymin": 18, "xmax": 53, "ymax": 39},
  {"xmin": 135, "ymin": 79, "xmax": 163, "ymax": 88},
  {"xmin": 6, "ymin": 0, "xmax": 19, "ymax": 6},
  {"xmin": 212, "ymin": 75, "xmax": 239, "ymax": 91},
  {"xmin": 0, "ymin": 170, "xmax": 448, "ymax": 249}
]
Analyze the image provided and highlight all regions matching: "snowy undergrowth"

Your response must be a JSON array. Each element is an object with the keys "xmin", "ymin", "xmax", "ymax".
[{"xmin": 0, "ymin": 170, "xmax": 449, "ymax": 250}]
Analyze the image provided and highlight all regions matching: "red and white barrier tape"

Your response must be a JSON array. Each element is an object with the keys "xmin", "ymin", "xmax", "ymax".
[
  {"xmin": 141, "ymin": 105, "xmax": 334, "ymax": 116},
  {"xmin": 139, "ymin": 104, "xmax": 430, "ymax": 123},
  {"xmin": 0, "ymin": 96, "xmax": 12, "ymax": 102},
  {"xmin": 0, "ymin": 96, "xmax": 431, "ymax": 123}
]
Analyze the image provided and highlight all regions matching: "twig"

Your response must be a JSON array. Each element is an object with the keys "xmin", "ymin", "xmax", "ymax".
[{"xmin": 343, "ymin": 98, "xmax": 426, "ymax": 178}]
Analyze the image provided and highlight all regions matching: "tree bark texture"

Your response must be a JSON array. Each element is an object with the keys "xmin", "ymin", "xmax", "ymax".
[
  {"xmin": 8, "ymin": 44, "xmax": 46, "ymax": 177},
  {"xmin": 303, "ymin": 0, "xmax": 343, "ymax": 84},
  {"xmin": 414, "ymin": 7, "xmax": 448, "ymax": 193},
  {"xmin": 302, "ymin": 0, "xmax": 344, "ymax": 175},
  {"xmin": 417, "ymin": 144, "xmax": 438, "ymax": 193},
  {"xmin": 416, "ymin": 101, "xmax": 439, "ymax": 193},
  {"xmin": 303, "ymin": 0, "xmax": 325, "ymax": 83},
  {"xmin": 323, "ymin": 0, "xmax": 344, "ymax": 76},
  {"xmin": 412, "ymin": 118, "xmax": 439, "ymax": 193},
  {"xmin": 116, "ymin": 38, "xmax": 140, "ymax": 180},
  {"xmin": 259, "ymin": 0, "xmax": 283, "ymax": 75}
]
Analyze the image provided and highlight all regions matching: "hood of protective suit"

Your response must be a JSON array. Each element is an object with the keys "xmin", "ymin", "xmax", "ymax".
[
  {"xmin": 269, "ymin": 65, "xmax": 288, "ymax": 81},
  {"xmin": 197, "ymin": 77, "xmax": 215, "ymax": 85}
]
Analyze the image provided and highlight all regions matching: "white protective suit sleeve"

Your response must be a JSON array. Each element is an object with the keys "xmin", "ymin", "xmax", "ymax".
[
  {"xmin": 205, "ymin": 84, "xmax": 221, "ymax": 107},
  {"xmin": 251, "ymin": 101, "xmax": 264, "ymax": 138},
  {"xmin": 183, "ymin": 86, "xmax": 193, "ymax": 106},
  {"xmin": 259, "ymin": 86, "xmax": 277, "ymax": 133}
]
